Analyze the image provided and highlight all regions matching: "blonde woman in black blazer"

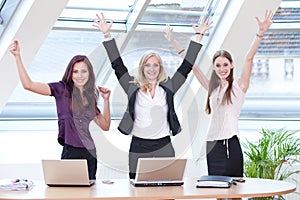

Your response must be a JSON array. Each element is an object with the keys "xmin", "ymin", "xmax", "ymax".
[{"xmin": 94, "ymin": 12, "xmax": 212, "ymax": 179}]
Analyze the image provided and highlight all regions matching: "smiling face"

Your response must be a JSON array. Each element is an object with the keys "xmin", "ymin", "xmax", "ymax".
[
  {"xmin": 143, "ymin": 56, "xmax": 161, "ymax": 84},
  {"xmin": 213, "ymin": 56, "xmax": 233, "ymax": 80},
  {"xmin": 72, "ymin": 61, "xmax": 89, "ymax": 90}
]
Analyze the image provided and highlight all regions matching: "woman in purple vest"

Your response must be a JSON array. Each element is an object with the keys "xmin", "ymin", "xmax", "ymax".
[{"xmin": 9, "ymin": 40, "xmax": 111, "ymax": 180}]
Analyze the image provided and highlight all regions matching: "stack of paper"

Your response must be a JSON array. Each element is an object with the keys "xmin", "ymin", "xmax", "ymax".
[
  {"xmin": 0, "ymin": 179, "xmax": 34, "ymax": 191},
  {"xmin": 196, "ymin": 175, "xmax": 233, "ymax": 188}
]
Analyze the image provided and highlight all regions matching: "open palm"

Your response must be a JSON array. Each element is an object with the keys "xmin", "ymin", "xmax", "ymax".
[
  {"xmin": 256, "ymin": 10, "xmax": 273, "ymax": 33},
  {"xmin": 93, "ymin": 12, "xmax": 113, "ymax": 34}
]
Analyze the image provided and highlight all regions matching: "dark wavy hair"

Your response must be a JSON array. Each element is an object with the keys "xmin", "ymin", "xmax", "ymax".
[
  {"xmin": 205, "ymin": 50, "xmax": 234, "ymax": 114},
  {"xmin": 62, "ymin": 55, "xmax": 100, "ymax": 115}
]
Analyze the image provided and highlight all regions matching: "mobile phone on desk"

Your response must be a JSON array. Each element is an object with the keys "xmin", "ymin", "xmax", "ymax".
[{"xmin": 233, "ymin": 178, "xmax": 245, "ymax": 183}]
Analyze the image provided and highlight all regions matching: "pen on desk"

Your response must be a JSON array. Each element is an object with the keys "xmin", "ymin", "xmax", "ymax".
[{"xmin": 14, "ymin": 179, "xmax": 28, "ymax": 183}]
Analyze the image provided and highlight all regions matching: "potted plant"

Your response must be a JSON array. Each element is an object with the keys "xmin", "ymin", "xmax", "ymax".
[{"xmin": 242, "ymin": 128, "xmax": 300, "ymax": 200}]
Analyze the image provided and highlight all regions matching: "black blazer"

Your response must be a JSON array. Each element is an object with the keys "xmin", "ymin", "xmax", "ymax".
[{"xmin": 103, "ymin": 38, "xmax": 202, "ymax": 136}]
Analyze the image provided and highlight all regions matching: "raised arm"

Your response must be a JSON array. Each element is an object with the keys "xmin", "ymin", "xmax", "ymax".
[
  {"xmin": 165, "ymin": 44, "xmax": 209, "ymax": 90},
  {"xmin": 165, "ymin": 17, "xmax": 212, "ymax": 90},
  {"xmin": 239, "ymin": 10, "xmax": 273, "ymax": 93},
  {"xmin": 93, "ymin": 86, "xmax": 111, "ymax": 131},
  {"xmin": 93, "ymin": 12, "xmax": 131, "ymax": 92},
  {"xmin": 9, "ymin": 40, "xmax": 51, "ymax": 96},
  {"xmin": 170, "ymin": 18, "xmax": 212, "ymax": 92},
  {"xmin": 192, "ymin": 66, "xmax": 209, "ymax": 91},
  {"xmin": 166, "ymin": 17, "xmax": 212, "ymax": 51}
]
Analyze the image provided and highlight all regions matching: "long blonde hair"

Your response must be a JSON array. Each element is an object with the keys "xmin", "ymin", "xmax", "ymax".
[{"xmin": 134, "ymin": 51, "xmax": 168, "ymax": 92}]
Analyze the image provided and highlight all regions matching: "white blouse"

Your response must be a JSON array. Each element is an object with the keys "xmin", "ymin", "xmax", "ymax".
[
  {"xmin": 206, "ymin": 79, "xmax": 245, "ymax": 141},
  {"xmin": 131, "ymin": 85, "xmax": 170, "ymax": 139}
]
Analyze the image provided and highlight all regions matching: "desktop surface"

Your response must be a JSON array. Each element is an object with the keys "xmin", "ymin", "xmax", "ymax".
[{"xmin": 0, "ymin": 178, "xmax": 296, "ymax": 200}]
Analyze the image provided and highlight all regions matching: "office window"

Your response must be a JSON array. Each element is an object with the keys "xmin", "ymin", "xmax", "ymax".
[
  {"xmin": 0, "ymin": 0, "xmax": 21, "ymax": 37},
  {"xmin": 284, "ymin": 59, "xmax": 294, "ymax": 80}
]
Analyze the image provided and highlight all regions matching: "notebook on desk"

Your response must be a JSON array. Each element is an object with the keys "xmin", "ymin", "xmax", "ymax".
[
  {"xmin": 130, "ymin": 157, "xmax": 187, "ymax": 187},
  {"xmin": 41, "ymin": 159, "xmax": 95, "ymax": 187},
  {"xmin": 196, "ymin": 175, "xmax": 233, "ymax": 188}
]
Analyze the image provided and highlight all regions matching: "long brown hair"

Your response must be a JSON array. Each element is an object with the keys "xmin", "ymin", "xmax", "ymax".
[
  {"xmin": 62, "ymin": 55, "xmax": 100, "ymax": 115},
  {"xmin": 205, "ymin": 50, "xmax": 234, "ymax": 114}
]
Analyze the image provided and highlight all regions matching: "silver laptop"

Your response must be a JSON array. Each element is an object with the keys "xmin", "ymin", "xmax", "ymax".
[
  {"xmin": 130, "ymin": 157, "xmax": 187, "ymax": 187},
  {"xmin": 42, "ymin": 159, "xmax": 95, "ymax": 187}
]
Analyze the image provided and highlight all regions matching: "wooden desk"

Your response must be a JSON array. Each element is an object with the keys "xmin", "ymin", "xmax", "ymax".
[{"xmin": 0, "ymin": 178, "xmax": 296, "ymax": 199}]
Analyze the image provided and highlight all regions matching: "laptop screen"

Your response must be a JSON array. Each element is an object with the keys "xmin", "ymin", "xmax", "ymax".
[
  {"xmin": 133, "ymin": 157, "xmax": 187, "ymax": 185},
  {"xmin": 42, "ymin": 159, "xmax": 94, "ymax": 186}
]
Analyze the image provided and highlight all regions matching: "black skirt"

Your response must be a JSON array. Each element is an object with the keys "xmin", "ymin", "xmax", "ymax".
[
  {"xmin": 128, "ymin": 135, "xmax": 175, "ymax": 179},
  {"xmin": 61, "ymin": 144, "xmax": 97, "ymax": 180},
  {"xmin": 206, "ymin": 135, "xmax": 243, "ymax": 177}
]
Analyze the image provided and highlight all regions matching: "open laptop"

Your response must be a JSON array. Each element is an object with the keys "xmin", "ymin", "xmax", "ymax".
[
  {"xmin": 41, "ymin": 159, "xmax": 95, "ymax": 187},
  {"xmin": 130, "ymin": 157, "xmax": 187, "ymax": 187}
]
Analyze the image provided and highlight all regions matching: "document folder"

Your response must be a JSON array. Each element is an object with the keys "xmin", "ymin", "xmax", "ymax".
[{"xmin": 196, "ymin": 175, "xmax": 233, "ymax": 188}]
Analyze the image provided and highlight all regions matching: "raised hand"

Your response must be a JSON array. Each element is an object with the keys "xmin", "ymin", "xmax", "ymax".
[
  {"xmin": 192, "ymin": 16, "xmax": 213, "ymax": 35},
  {"xmin": 9, "ymin": 40, "xmax": 20, "ymax": 57},
  {"xmin": 165, "ymin": 24, "xmax": 175, "ymax": 43},
  {"xmin": 93, "ymin": 12, "xmax": 113, "ymax": 35},
  {"xmin": 256, "ymin": 9, "xmax": 274, "ymax": 35},
  {"xmin": 98, "ymin": 86, "xmax": 111, "ymax": 100}
]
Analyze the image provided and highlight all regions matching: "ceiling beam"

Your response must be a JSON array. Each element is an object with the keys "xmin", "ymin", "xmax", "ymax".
[
  {"xmin": 91, "ymin": 0, "xmax": 151, "ymax": 86},
  {"xmin": 117, "ymin": 0, "xmax": 151, "ymax": 52},
  {"xmin": 0, "ymin": 0, "xmax": 69, "ymax": 112}
]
